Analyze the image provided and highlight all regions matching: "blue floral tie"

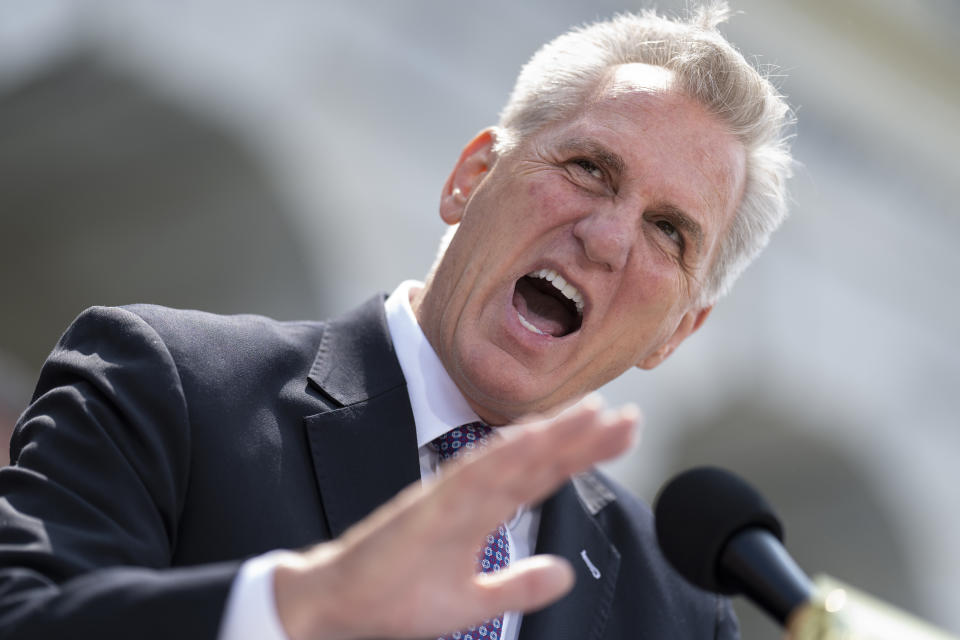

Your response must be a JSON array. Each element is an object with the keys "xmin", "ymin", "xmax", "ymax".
[{"xmin": 430, "ymin": 423, "xmax": 510, "ymax": 640}]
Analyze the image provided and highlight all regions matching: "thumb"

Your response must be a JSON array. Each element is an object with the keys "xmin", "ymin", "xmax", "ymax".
[{"xmin": 474, "ymin": 555, "xmax": 575, "ymax": 615}]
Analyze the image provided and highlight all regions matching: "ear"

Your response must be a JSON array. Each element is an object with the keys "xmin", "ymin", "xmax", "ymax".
[
  {"xmin": 636, "ymin": 306, "xmax": 713, "ymax": 370},
  {"xmin": 439, "ymin": 128, "xmax": 497, "ymax": 225}
]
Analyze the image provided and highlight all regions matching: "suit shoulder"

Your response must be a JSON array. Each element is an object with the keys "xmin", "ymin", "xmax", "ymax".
[
  {"xmin": 120, "ymin": 303, "xmax": 324, "ymax": 341},
  {"xmin": 59, "ymin": 304, "xmax": 327, "ymax": 398},
  {"xmin": 118, "ymin": 304, "xmax": 325, "ymax": 365},
  {"xmin": 61, "ymin": 304, "xmax": 324, "ymax": 344}
]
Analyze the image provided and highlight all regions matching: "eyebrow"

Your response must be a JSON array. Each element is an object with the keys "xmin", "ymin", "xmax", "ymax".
[
  {"xmin": 558, "ymin": 137, "xmax": 626, "ymax": 180},
  {"xmin": 658, "ymin": 204, "xmax": 705, "ymax": 254}
]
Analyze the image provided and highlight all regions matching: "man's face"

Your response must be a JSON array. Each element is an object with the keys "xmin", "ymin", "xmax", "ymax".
[{"xmin": 414, "ymin": 64, "xmax": 746, "ymax": 424}]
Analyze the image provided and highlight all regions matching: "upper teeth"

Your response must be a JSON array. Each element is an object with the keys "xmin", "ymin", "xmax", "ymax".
[{"xmin": 529, "ymin": 268, "xmax": 585, "ymax": 314}]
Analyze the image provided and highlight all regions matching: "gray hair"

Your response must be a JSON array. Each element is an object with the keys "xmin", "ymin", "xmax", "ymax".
[{"xmin": 495, "ymin": 2, "xmax": 794, "ymax": 306}]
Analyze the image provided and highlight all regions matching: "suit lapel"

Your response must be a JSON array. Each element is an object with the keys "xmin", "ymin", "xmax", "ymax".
[
  {"xmin": 519, "ymin": 479, "xmax": 621, "ymax": 640},
  {"xmin": 304, "ymin": 295, "xmax": 421, "ymax": 538}
]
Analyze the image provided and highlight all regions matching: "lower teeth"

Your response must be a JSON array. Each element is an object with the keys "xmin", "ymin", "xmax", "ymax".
[{"xmin": 517, "ymin": 312, "xmax": 545, "ymax": 335}]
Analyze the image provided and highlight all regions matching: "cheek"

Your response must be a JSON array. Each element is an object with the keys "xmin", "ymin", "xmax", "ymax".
[
  {"xmin": 626, "ymin": 253, "xmax": 683, "ymax": 307},
  {"xmin": 608, "ymin": 263, "xmax": 688, "ymax": 344},
  {"xmin": 525, "ymin": 175, "xmax": 581, "ymax": 225}
]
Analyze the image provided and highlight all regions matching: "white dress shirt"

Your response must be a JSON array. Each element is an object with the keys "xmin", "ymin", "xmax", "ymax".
[{"xmin": 217, "ymin": 281, "xmax": 541, "ymax": 640}]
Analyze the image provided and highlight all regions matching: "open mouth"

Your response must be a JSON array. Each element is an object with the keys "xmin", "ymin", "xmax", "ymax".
[{"xmin": 512, "ymin": 268, "xmax": 584, "ymax": 338}]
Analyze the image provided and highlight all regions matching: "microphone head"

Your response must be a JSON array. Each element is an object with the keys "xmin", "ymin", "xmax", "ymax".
[{"xmin": 654, "ymin": 466, "xmax": 784, "ymax": 594}]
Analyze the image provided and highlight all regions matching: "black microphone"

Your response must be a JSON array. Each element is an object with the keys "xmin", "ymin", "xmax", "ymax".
[{"xmin": 653, "ymin": 466, "xmax": 814, "ymax": 626}]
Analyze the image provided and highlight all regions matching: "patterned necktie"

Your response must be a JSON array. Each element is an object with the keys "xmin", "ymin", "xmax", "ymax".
[{"xmin": 430, "ymin": 422, "xmax": 510, "ymax": 640}]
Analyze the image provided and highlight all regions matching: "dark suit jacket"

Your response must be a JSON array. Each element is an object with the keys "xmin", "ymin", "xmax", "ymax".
[{"xmin": 0, "ymin": 296, "xmax": 737, "ymax": 639}]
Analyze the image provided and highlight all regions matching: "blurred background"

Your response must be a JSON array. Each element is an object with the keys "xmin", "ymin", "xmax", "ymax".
[{"xmin": 0, "ymin": 0, "xmax": 957, "ymax": 636}]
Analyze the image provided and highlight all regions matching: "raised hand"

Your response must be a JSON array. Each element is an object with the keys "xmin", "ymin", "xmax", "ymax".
[{"xmin": 274, "ymin": 397, "xmax": 639, "ymax": 640}]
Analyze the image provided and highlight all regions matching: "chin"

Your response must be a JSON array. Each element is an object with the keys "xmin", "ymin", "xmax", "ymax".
[{"xmin": 454, "ymin": 354, "xmax": 565, "ymax": 424}]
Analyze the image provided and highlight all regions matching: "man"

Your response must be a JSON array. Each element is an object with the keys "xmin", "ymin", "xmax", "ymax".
[{"xmin": 0, "ymin": 4, "xmax": 792, "ymax": 639}]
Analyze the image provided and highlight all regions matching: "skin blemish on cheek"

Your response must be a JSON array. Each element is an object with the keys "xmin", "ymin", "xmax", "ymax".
[
  {"xmin": 526, "ymin": 174, "xmax": 558, "ymax": 200},
  {"xmin": 526, "ymin": 179, "xmax": 575, "ymax": 226},
  {"xmin": 526, "ymin": 181, "xmax": 541, "ymax": 198}
]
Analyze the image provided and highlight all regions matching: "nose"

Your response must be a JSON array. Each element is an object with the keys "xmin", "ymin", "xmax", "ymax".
[{"xmin": 572, "ymin": 207, "xmax": 634, "ymax": 271}]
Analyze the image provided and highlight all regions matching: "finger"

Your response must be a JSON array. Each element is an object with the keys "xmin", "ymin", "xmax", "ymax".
[
  {"xmin": 473, "ymin": 555, "xmax": 575, "ymax": 617},
  {"xmin": 455, "ymin": 400, "xmax": 624, "ymax": 489},
  {"xmin": 497, "ymin": 404, "xmax": 636, "ymax": 502},
  {"xmin": 492, "ymin": 401, "xmax": 637, "ymax": 492},
  {"xmin": 537, "ymin": 403, "xmax": 640, "ymax": 476},
  {"xmin": 446, "ymin": 403, "xmax": 636, "ymax": 524},
  {"xmin": 436, "ymin": 403, "xmax": 638, "ymax": 532},
  {"xmin": 495, "ymin": 399, "xmax": 639, "ymax": 477},
  {"xmin": 495, "ymin": 391, "xmax": 606, "ymax": 437}
]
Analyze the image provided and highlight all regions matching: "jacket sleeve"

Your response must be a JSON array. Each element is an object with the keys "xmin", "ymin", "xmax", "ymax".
[{"xmin": 0, "ymin": 306, "xmax": 241, "ymax": 639}]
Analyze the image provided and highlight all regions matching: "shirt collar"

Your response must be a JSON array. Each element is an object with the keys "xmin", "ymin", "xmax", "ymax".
[{"xmin": 384, "ymin": 280, "xmax": 481, "ymax": 449}]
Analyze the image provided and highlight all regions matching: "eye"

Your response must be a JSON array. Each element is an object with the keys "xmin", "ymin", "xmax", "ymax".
[
  {"xmin": 572, "ymin": 158, "xmax": 604, "ymax": 180},
  {"xmin": 655, "ymin": 219, "xmax": 683, "ymax": 246}
]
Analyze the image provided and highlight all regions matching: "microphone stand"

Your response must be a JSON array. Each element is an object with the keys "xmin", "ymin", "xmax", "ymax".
[{"xmin": 788, "ymin": 575, "xmax": 959, "ymax": 640}]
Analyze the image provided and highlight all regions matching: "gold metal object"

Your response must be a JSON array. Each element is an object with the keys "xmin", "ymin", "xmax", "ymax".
[{"xmin": 788, "ymin": 575, "xmax": 958, "ymax": 640}]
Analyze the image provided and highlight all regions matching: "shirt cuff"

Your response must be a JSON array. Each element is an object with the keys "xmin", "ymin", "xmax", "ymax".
[{"xmin": 218, "ymin": 550, "xmax": 298, "ymax": 640}]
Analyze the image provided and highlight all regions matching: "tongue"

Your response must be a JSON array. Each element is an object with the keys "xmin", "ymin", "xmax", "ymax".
[{"xmin": 513, "ymin": 277, "xmax": 576, "ymax": 337}]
